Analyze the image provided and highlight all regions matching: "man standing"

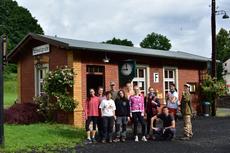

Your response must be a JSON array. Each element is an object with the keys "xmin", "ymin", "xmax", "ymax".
[
  {"xmin": 110, "ymin": 81, "xmax": 118, "ymax": 100},
  {"xmin": 180, "ymin": 84, "xmax": 193, "ymax": 140},
  {"xmin": 151, "ymin": 106, "xmax": 176, "ymax": 141}
]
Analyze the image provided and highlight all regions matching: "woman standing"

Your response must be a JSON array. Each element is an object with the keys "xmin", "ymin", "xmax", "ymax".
[
  {"xmin": 99, "ymin": 91, "xmax": 116, "ymax": 143},
  {"xmin": 166, "ymin": 84, "xmax": 179, "ymax": 120},
  {"xmin": 146, "ymin": 87, "xmax": 160, "ymax": 139},
  {"xmin": 85, "ymin": 88, "xmax": 100, "ymax": 143},
  {"xmin": 130, "ymin": 85, "xmax": 147, "ymax": 142},
  {"xmin": 114, "ymin": 90, "xmax": 130, "ymax": 142}
]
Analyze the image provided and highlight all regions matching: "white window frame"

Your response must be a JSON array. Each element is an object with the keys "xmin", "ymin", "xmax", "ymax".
[
  {"xmin": 163, "ymin": 67, "xmax": 179, "ymax": 104},
  {"xmin": 35, "ymin": 64, "xmax": 49, "ymax": 96},
  {"xmin": 132, "ymin": 65, "xmax": 150, "ymax": 96}
]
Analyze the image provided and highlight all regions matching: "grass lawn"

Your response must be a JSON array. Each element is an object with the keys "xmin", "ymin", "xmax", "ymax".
[
  {"xmin": 4, "ymin": 73, "xmax": 17, "ymax": 108},
  {"xmin": 1, "ymin": 123, "xmax": 85, "ymax": 152}
]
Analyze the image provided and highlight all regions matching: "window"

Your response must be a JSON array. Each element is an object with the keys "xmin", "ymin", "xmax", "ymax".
[
  {"xmin": 164, "ymin": 68, "xmax": 177, "ymax": 101},
  {"xmin": 35, "ymin": 64, "xmax": 48, "ymax": 96},
  {"xmin": 87, "ymin": 65, "xmax": 104, "ymax": 74},
  {"xmin": 132, "ymin": 67, "xmax": 147, "ymax": 95}
]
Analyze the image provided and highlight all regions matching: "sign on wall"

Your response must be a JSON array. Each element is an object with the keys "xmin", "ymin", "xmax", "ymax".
[
  {"xmin": 153, "ymin": 73, "xmax": 159, "ymax": 83},
  {"xmin": 33, "ymin": 44, "xmax": 50, "ymax": 56}
]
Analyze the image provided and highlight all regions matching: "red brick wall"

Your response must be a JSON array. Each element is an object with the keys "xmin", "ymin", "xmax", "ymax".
[
  {"xmin": 20, "ymin": 48, "xmax": 35, "ymax": 103},
  {"xmin": 49, "ymin": 46, "xmax": 68, "ymax": 70}
]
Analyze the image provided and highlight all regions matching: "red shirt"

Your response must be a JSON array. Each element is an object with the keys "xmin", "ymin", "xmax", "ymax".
[{"xmin": 85, "ymin": 96, "xmax": 100, "ymax": 117}]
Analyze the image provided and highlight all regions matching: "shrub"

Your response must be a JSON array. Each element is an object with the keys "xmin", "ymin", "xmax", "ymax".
[
  {"xmin": 35, "ymin": 66, "xmax": 77, "ymax": 122},
  {"xmin": 4, "ymin": 103, "xmax": 43, "ymax": 124},
  {"xmin": 33, "ymin": 94, "xmax": 58, "ymax": 121}
]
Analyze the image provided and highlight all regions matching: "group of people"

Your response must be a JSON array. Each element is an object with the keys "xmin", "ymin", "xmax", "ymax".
[{"xmin": 84, "ymin": 81, "xmax": 193, "ymax": 144}]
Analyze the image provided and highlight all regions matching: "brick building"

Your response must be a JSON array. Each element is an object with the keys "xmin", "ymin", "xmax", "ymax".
[{"xmin": 8, "ymin": 33, "xmax": 210, "ymax": 127}]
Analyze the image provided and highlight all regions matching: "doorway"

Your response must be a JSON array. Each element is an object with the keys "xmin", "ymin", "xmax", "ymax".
[{"xmin": 86, "ymin": 65, "xmax": 105, "ymax": 96}]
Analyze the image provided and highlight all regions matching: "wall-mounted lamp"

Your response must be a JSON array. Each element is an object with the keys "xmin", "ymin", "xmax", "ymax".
[
  {"xmin": 34, "ymin": 56, "xmax": 42, "ymax": 68},
  {"xmin": 103, "ymin": 53, "xmax": 110, "ymax": 63}
]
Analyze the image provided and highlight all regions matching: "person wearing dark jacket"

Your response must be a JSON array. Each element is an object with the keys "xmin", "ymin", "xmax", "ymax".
[
  {"xmin": 113, "ymin": 89, "xmax": 130, "ymax": 142},
  {"xmin": 145, "ymin": 87, "xmax": 160, "ymax": 139}
]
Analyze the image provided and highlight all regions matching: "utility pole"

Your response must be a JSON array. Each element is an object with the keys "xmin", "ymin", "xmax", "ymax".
[
  {"xmin": 211, "ymin": 0, "xmax": 216, "ymax": 79},
  {"xmin": 0, "ymin": 34, "xmax": 7, "ymax": 146}
]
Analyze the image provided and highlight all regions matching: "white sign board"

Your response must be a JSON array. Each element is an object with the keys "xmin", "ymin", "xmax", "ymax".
[
  {"xmin": 33, "ymin": 44, "xmax": 50, "ymax": 56},
  {"xmin": 153, "ymin": 73, "xmax": 159, "ymax": 83}
]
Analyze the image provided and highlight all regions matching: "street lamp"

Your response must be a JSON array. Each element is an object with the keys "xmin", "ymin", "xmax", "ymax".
[
  {"xmin": 211, "ymin": 0, "xmax": 229, "ymax": 116},
  {"xmin": 0, "ymin": 34, "xmax": 7, "ymax": 146}
]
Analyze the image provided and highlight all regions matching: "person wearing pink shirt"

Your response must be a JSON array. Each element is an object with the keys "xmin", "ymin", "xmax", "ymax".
[
  {"xmin": 129, "ymin": 85, "xmax": 147, "ymax": 142},
  {"xmin": 85, "ymin": 88, "xmax": 100, "ymax": 143}
]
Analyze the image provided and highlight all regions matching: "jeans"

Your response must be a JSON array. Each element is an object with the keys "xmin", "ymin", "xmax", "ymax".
[
  {"xmin": 102, "ymin": 116, "xmax": 114, "ymax": 140},
  {"xmin": 97, "ymin": 117, "xmax": 103, "ymax": 140},
  {"xmin": 115, "ymin": 116, "xmax": 128, "ymax": 138},
  {"xmin": 153, "ymin": 128, "xmax": 176, "ymax": 140},
  {"xmin": 132, "ymin": 112, "xmax": 146, "ymax": 136}
]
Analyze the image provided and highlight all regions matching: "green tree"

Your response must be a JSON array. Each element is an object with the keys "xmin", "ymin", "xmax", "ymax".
[
  {"xmin": 216, "ymin": 28, "xmax": 230, "ymax": 80},
  {"xmin": 140, "ymin": 32, "xmax": 172, "ymax": 50},
  {"xmin": 103, "ymin": 37, "xmax": 134, "ymax": 47},
  {"xmin": 0, "ymin": 0, "xmax": 44, "ymax": 73}
]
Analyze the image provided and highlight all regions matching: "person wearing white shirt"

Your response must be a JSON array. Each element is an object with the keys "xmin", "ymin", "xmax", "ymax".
[{"xmin": 99, "ymin": 91, "xmax": 116, "ymax": 143}]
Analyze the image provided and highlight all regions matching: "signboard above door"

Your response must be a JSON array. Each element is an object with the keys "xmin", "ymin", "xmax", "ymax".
[{"xmin": 33, "ymin": 44, "xmax": 50, "ymax": 56}]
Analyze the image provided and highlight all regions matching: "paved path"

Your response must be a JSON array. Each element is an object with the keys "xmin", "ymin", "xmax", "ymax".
[{"xmin": 74, "ymin": 117, "xmax": 230, "ymax": 153}]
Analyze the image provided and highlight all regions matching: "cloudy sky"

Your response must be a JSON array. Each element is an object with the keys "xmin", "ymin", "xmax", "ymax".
[{"xmin": 15, "ymin": 0, "xmax": 230, "ymax": 58}]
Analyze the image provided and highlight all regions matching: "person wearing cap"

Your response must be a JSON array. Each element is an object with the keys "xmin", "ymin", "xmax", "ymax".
[
  {"xmin": 110, "ymin": 81, "xmax": 118, "ymax": 100},
  {"xmin": 180, "ymin": 84, "xmax": 193, "ymax": 140}
]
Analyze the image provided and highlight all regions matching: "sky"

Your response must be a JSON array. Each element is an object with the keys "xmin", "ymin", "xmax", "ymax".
[{"xmin": 15, "ymin": 0, "xmax": 230, "ymax": 58}]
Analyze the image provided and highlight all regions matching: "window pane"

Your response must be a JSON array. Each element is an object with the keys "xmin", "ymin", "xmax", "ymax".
[
  {"xmin": 169, "ymin": 81, "xmax": 174, "ymax": 87},
  {"xmin": 40, "ymin": 70, "xmax": 43, "ymax": 79},
  {"xmin": 164, "ymin": 70, "xmax": 168, "ymax": 78},
  {"xmin": 169, "ymin": 70, "xmax": 174, "ymax": 78},
  {"xmin": 139, "ymin": 81, "xmax": 144, "ymax": 90},
  {"xmin": 165, "ymin": 81, "xmax": 169, "ymax": 90},
  {"xmin": 133, "ymin": 81, "xmax": 138, "ymax": 87},
  {"xmin": 139, "ymin": 69, "xmax": 144, "ymax": 78}
]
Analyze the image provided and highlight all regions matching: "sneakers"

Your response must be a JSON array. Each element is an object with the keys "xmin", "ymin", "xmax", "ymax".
[
  {"xmin": 101, "ymin": 139, "xmax": 106, "ymax": 143},
  {"xmin": 86, "ymin": 138, "xmax": 92, "ymax": 144},
  {"xmin": 113, "ymin": 137, "xmax": 120, "ymax": 143},
  {"xmin": 135, "ymin": 136, "xmax": 139, "ymax": 142},
  {"xmin": 91, "ymin": 137, "xmax": 96, "ymax": 143},
  {"xmin": 121, "ymin": 138, "xmax": 126, "ymax": 142},
  {"xmin": 141, "ymin": 136, "xmax": 147, "ymax": 142}
]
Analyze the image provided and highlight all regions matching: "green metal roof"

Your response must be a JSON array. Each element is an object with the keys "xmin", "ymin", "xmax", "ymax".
[
  {"xmin": 42, "ymin": 35, "xmax": 210, "ymax": 62},
  {"xmin": 8, "ymin": 33, "xmax": 211, "ymax": 62}
]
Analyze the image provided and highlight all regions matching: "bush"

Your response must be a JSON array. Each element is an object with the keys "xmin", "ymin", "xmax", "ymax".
[
  {"xmin": 4, "ymin": 103, "xmax": 43, "ymax": 124},
  {"xmin": 33, "ymin": 94, "xmax": 58, "ymax": 122}
]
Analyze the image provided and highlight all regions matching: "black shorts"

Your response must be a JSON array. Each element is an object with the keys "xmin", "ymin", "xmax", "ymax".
[{"xmin": 85, "ymin": 116, "xmax": 98, "ymax": 131}]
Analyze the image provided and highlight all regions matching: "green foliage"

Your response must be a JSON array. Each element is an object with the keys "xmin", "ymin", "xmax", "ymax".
[
  {"xmin": 200, "ymin": 75, "xmax": 228, "ymax": 102},
  {"xmin": 33, "ymin": 94, "xmax": 57, "ymax": 121},
  {"xmin": 216, "ymin": 28, "xmax": 230, "ymax": 80},
  {"xmin": 35, "ymin": 66, "xmax": 76, "ymax": 121},
  {"xmin": 4, "ymin": 77, "xmax": 17, "ymax": 108},
  {"xmin": 0, "ymin": 0, "xmax": 44, "ymax": 51},
  {"xmin": 103, "ymin": 37, "xmax": 134, "ymax": 46},
  {"xmin": 44, "ymin": 66, "xmax": 74, "ymax": 95},
  {"xmin": 140, "ymin": 32, "xmax": 172, "ymax": 50},
  {"xmin": 55, "ymin": 94, "xmax": 76, "ymax": 112},
  {"xmin": 1, "ymin": 124, "xmax": 85, "ymax": 152}
]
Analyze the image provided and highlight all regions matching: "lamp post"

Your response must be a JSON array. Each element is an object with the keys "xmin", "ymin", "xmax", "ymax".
[
  {"xmin": 211, "ymin": 0, "xmax": 229, "ymax": 116},
  {"xmin": 0, "ymin": 34, "xmax": 7, "ymax": 146}
]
